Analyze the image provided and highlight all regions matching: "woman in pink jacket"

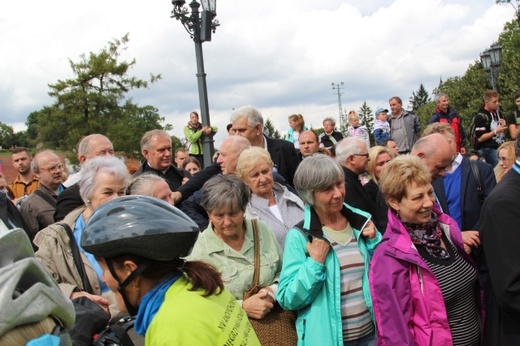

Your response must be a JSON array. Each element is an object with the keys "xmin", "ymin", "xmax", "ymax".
[{"xmin": 369, "ymin": 155, "xmax": 483, "ymax": 345}]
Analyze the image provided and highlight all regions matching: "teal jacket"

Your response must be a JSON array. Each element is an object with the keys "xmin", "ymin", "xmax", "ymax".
[{"xmin": 277, "ymin": 203, "xmax": 381, "ymax": 346}]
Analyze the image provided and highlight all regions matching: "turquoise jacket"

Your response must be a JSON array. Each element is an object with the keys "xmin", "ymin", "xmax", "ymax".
[
  {"xmin": 277, "ymin": 203, "xmax": 381, "ymax": 346},
  {"xmin": 284, "ymin": 126, "xmax": 308, "ymax": 144}
]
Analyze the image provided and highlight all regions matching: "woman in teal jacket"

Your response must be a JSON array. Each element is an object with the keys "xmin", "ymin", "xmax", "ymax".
[{"xmin": 277, "ymin": 155, "xmax": 381, "ymax": 346}]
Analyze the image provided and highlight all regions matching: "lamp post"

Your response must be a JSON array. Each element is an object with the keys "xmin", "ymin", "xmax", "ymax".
[
  {"xmin": 171, "ymin": 0, "xmax": 220, "ymax": 168},
  {"xmin": 331, "ymin": 82, "xmax": 345, "ymax": 131},
  {"xmin": 480, "ymin": 42, "xmax": 502, "ymax": 92}
]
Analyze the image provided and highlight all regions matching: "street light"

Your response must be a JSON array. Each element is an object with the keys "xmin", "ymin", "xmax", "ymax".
[
  {"xmin": 480, "ymin": 42, "xmax": 502, "ymax": 91},
  {"xmin": 171, "ymin": 0, "xmax": 220, "ymax": 168},
  {"xmin": 331, "ymin": 82, "xmax": 345, "ymax": 131}
]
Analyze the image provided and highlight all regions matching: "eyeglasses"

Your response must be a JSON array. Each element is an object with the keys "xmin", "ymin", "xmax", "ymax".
[
  {"xmin": 40, "ymin": 164, "xmax": 64, "ymax": 174},
  {"xmin": 498, "ymin": 157, "xmax": 509, "ymax": 163},
  {"xmin": 353, "ymin": 153, "xmax": 369, "ymax": 158}
]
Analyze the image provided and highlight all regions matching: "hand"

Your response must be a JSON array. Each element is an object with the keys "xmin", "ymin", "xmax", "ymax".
[
  {"xmin": 242, "ymin": 290, "xmax": 274, "ymax": 319},
  {"xmin": 362, "ymin": 221, "xmax": 377, "ymax": 239},
  {"xmin": 306, "ymin": 237, "xmax": 330, "ymax": 264},
  {"xmin": 70, "ymin": 291, "xmax": 111, "ymax": 316},
  {"xmin": 181, "ymin": 177, "xmax": 189, "ymax": 185},
  {"xmin": 171, "ymin": 191, "xmax": 182, "ymax": 205},
  {"xmin": 461, "ymin": 230, "xmax": 480, "ymax": 250}
]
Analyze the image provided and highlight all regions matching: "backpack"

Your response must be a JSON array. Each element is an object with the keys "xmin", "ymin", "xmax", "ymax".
[{"xmin": 466, "ymin": 112, "xmax": 489, "ymax": 150}]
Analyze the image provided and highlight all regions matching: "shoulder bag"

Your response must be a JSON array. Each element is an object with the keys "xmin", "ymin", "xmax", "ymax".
[{"xmin": 243, "ymin": 219, "xmax": 298, "ymax": 345}]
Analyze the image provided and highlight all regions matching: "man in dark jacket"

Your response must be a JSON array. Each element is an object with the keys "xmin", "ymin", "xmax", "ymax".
[
  {"xmin": 230, "ymin": 106, "xmax": 300, "ymax": 186},
  {"xmin": 133, "ymin": 129, "xmax": 190, "ymax": 191},
  {"xmin": 480, "ymin": 136, "xmax": 520, "ymax": 345}
]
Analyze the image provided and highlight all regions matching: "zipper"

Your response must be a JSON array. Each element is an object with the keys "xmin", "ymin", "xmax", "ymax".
[
  {"xmin": 302, "ymin": 319, "xmax": 306, "ymax": 341},
  {"xmin": 417, "ymin": 266, "xmax": 424, "ymax": 296}
]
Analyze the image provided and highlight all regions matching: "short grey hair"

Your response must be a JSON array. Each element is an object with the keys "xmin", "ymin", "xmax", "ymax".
[
  {"xmin": 77, "ymin": 134, "xmax": 112, "ymax": 156},
  {"xmin": 294, "ymin": 154, "xmax": 344, "ymax": 206},
  {"xmin": 335, "ymin": 138, "xmax": 365, "ymax": 165},
  {"xmin": 79, "ymin": 156, "xmax": 130, "ymax": 204},
  {"xmin": 434, "ymin": 92, "xmax": 448, "ymax": 104},
  {"xmin": 322, "ymin": 117, "xmax": 336, "ymax": 126},
  {"xmin": 200, "ymin": 175, "xmax": 250, "ymax": 213},
  {"xmin": 230, "ymin": 106, "xmax": 264, "ymax": 128},
  {"xmin": 128, "ymin": 173, "xmax": 167, "ymax": 196},
  {"xmin": 31, "ymin": 149, "xmax": 58, "ymax": 173},
  {"xmin": 140, "ymin": 129, "xmax": 170, "ymax": 151}
]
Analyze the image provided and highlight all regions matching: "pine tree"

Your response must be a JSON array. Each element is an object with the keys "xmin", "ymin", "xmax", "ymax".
[
  {"xmin": 409, "ymin": 83, "xmax": 430, "ymax": 111},
  {"xmin": 358, "ymin": 101, "xmax": 374, "ymax": 131},
  {"xmin": 264, "ymin": 117, "xmax": 281, "ymax": 139}
]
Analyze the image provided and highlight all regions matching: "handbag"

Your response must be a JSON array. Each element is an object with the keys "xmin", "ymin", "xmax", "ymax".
[{"xmin": 243, "ymin": 219, "xmax": 298, "ymax": 345}]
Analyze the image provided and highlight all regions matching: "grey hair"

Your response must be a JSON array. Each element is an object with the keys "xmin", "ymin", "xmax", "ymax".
[
  {"xmin": 77, "ymin": 134, "xmax": 112, "ymax": 156},
  {"xmin": 31, "ymin": 149, "xmax": 58, "ymax": 173},
  {"xmin": 335, "ymin": 138, "xmax": 365, "ymax": 165},
  {"xmin": 411, "ymin": 135, "xmax": 436, "ymax": 157},
  {"xmin": 79, "ymin": 156, "xmax": 130, "ymax": 204},
  {"xmin": 433, "ymin": 93, "xmax": 448, "ymax": 104},
  {"xmin": 200, "ymin": 175, "xmax": 250, "ymax": 213},
  {"xmin": 294, "ymin": 154, "xmax": 344, "ymax": 206},
  {"xmin": 222, "ymin": 135, "xmax": 251, "ymax": 153},
  {"xmin": 230, "ymin": 106, "xmax": 264, "ymax": 128},
  {"xmin": 140, "ymin": 129, "xmax": 170, "ymax": 151},
  {"xmin": 322, "ymin": 117, "xmax": 336, "ymax": 126},
  {"xmin": 128, "ymin": 173, "xmax": 167, "ymax": 196}
]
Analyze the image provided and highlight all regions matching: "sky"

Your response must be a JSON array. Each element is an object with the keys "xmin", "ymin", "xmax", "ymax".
[{"xmin": 0, "ymin": 0, "xmax": 515, "ymax": 148}]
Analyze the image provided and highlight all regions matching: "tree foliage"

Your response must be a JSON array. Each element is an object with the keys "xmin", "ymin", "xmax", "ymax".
[
  {"xmin": 26, "ymin": 34, "xmax": 170, "ymax": 162},
  {"xmin": 409, "ymin": 83, "xmax": 430, "ymax": 112},
  {"xmin": 358, "ymin": 101, "xmax": 374, "ymax": 130},
  {"xmin": 0, "ymin": 122, "xmax": 14, "ymax": 149},
  {"xmin": 264, "ymin": 117, "xmax": 281, "ymax": 139}
]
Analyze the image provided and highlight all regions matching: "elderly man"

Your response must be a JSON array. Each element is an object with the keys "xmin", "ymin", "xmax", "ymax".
[
  {"xmin": 231, "ymin": 106, "xmax": 300, "ymax": 186},
  {"xmin": 298, "ymin": 130, "xmax": 321, "ymax": 159},
  {"xmin": 481, "ymin": 136, "xmax": 520, "ymax": 345},
  {"xmin": 129, "ymin": 173, "xmax": 175, "ymax": 205},
  {"xmin": 54, "ymin": 134, "xmax": 115, "ymax": 221},
  {"xmin": 429, "ymin": 93, "xmax": 466, "ymax": 154},
  {"xmin": 133, "ymin": 129, "xmax": 189, "ymax": 191},
  {"xmin": 7, "ymin": 147, "xmax": 40, "ymax": 204},
  {"xmin": 19, "ymin": 150, "xmax": 64, "ymax": 240},
  {"xmin": 335, "ymin": 138, "xmax": 379, "ymax": 227},
  {"xmin": 388, "ymin": 96, "xmax": 421, "ymax": 154},
  {"xmin": 179, "ymin": 135, "xmax": 252, "ymax": 229}
]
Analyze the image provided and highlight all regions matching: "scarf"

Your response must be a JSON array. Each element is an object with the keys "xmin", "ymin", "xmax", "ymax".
[
  {"xmin": 134, "ymin": 273, "xmax": 181, "ymax": 335},
  {"xmin": 401, "ymin": 213, "xmax": 450, "ymax": 260},
  {"xmin": 187, "ymin": 121, "xmax": 203, "ymax": 131}
]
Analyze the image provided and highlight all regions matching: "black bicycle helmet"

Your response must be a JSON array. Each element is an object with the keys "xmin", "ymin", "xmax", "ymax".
[
  {"xmin": 0, "ymin": 229, "xmax": 75, "ymax": 338},
  {"xmin": 81, "ymin": 195, "xmax": 200, "ymax": 261}
]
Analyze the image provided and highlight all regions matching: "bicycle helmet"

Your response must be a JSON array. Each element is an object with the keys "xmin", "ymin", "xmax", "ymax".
[
  {"xmin": 81, "ymin": 195, "xmax": 200, "ymax": 261},
  {"xmin": 0, "ymin": 229, "xmax": 75, "ymax": 338}
]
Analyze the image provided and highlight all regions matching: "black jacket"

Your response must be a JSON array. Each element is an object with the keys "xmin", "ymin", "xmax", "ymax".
[
  {"xmin": 342, "ymin": 166, "xmax": 379, "ymax": 230},
  {"xmin": 133, "ymin": 161, "xmax": 190, "ymax": 192},
  {"xmin": 265, "ymin": 136, "xmax": 300, "ymax": 187}
]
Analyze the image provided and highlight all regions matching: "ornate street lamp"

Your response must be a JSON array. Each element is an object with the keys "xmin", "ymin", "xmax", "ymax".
[
  {"xmin": 171, "ymin": 0, "xmax": 220, "ymax": 168},
  {"xmin": 331, "ymin": 82, "xmax": 345, "ymax": 131},
  {"xmin": 480, "ymin": 43, "xmax": 502, "ymax": 91}
]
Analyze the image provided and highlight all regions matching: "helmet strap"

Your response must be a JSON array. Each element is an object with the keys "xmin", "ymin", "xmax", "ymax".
[{"xmin": 106, "ymin": 258, "xmax": 151, "ymax": 316}]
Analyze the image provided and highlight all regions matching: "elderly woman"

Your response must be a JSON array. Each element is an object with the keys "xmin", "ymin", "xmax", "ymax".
[
  {"xmin": 494, "ymin": 141, "xmax": 515, "ymax": 183},
  {"xmin": 370, "ymin": 155, "xmax": 482, "ymax": 345},
  {"xmin": 236, "ymin": 147, "xmax": 304, "ymax": 249},
  {"xmin": 188, "ymin": 175, "xmax": 282, "ymax": 317},
  {"xmin": 277, "ymin": 154, "xmax": 381, "ymax": 346},
  {"xmin": 81, "ymin": 196, "xmax": 260, "ymax": 345},
  {"xmin": 128, "ymin": 172, "xmax": 174, "ymax": 205},
  {"xmin": 364, "ymin": 146, "xmax": 394, "ymax": 203},
  {"xmin": 34, "ymin": 156, "xmax": 130, "ymax": 316}
]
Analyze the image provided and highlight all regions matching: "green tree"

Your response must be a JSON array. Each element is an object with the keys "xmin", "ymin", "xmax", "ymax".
[
  {"xmin": 26, "ymin": 34, "xmax": 169, "ymax": 161},
  {"xmin": 409, "ymin": 83, "xmax": 430, "ymax": 111},
  {"xmin": 358, "ymin": 101, "xmax": 373, "ymax": 130},
  {"xmin": 0, "ymin": 122, "xmax": 14, "ymax": 149},
  {"xmin": 264, "ymin": 117, "xmax": 281, "ymax": 139}
]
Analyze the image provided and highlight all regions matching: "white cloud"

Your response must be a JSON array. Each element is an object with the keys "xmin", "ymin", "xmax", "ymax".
[{"xmin": 0, "ymin": 0, "xmax": 514, "ymax": 148}]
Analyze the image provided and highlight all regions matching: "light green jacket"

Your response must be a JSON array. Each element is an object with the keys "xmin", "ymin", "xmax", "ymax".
[
  {"xmin": 183, "ymin": 125, "xmax": 218, "ymax": 155},
  {"xmin": 147, "ymin": 275, "xmax": 260, "ymax": 345}
]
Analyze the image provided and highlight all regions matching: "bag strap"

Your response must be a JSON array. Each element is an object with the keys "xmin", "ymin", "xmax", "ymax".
[
  {"xmin": 34, "ymin": 189, "xmax": 56, "ymax": 208},
  {"xmin": 59, "ymin": 222, "xmax": 94, "ymax": 294},
  {"xmin": 250, "ymin": 219, "xmax": 260, "ymax": 287},
  {"xmin": 469, "ymin": 160, "xmax": 484, "ymax": 206}
]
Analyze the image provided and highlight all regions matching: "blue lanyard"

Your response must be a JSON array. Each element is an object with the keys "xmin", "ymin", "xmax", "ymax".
[{"xmin": 512, "ymin": 162, "xmax": 520, "ymax": 175}]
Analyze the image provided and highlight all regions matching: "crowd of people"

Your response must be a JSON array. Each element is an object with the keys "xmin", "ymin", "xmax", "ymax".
[{"xmin": 1, "ymin": 90, "xmax": 520, "ymax": 345}]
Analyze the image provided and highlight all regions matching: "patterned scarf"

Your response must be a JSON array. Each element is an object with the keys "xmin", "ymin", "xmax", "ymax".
[
  {"xmin": 187, "ymin": 121, "xmax": 202, "ymax": 131},
  {"xmin": 401, "ymin": 213, "xmax": 450, "ymax": 260}
]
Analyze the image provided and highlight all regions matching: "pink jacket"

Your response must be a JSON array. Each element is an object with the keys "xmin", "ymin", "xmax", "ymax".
[{"xmin": 369, "ymin": 205, "xmax": 482, "ymax": 345}]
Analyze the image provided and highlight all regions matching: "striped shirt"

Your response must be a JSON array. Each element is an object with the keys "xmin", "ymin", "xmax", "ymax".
[
  {"xmin": 324, "ymin": 225, "xmax": 374, "ymax": 341},
  {"xmin": 418, "ymin": 234, "xmax": 481, "ymax": 346}
]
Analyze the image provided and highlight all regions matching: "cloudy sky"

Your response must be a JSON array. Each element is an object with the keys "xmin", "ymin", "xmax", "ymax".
[{"xmin": 0, "ymin": 0, "xmax": 514, "ymax": 147}]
